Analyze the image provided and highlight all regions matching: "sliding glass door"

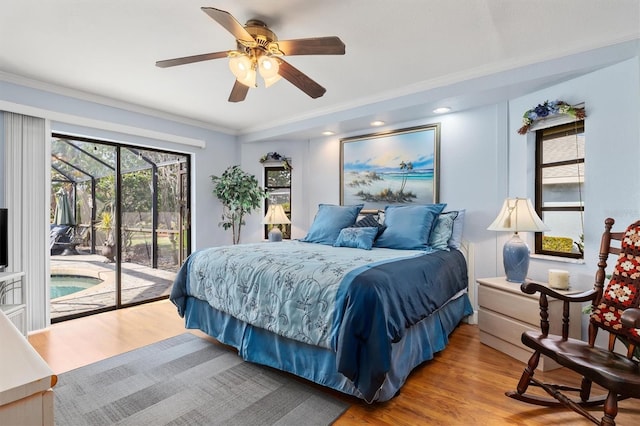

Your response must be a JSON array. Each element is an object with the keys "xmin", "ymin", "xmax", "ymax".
[{"xmin": 50, "ymin": 135, "xmax": 190, "ymax": 321}]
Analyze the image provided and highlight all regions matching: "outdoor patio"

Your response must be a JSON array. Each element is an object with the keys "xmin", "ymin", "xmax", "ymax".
[{"xmin": 50, "ymin": 253, "xmax": 177, "ymax": 319}]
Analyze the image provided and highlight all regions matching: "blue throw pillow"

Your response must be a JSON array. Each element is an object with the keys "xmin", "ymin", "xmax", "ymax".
[
  {"xmin": 448, "ymin": 209, "xmax": 466, "ymax": 249},
  {"xmin": 351, "ymin": 214, "xmax": 386, "ymax": 239},
  {"xmin": 428, "ymin": 211, "xmax": 458, "ymax": 251},
  {"xmin": 374, "ymin": 204, "xmax": 446, "ymax": 250},
  {"xmin": 334, "ymin": 227, "xmax": 378, "ymax": 250},
  {"xmin": 301, "ymin": 204, "xmax": 364, "ymax": 245}
]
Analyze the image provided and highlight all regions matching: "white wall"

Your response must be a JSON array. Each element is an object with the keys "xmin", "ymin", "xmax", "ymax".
[
  {"xmin": 238, "ymin": 106, "xmax": 507, "ymax": 284},
  {"xmin": 239, "ymin": 140, "xmax": 310, "ymax": 243},
  {"xmin": 508, "ymin": 57, "xmax": 640, "ymax": 289},
  {"xmin": 237, "ymin": 58, "xmax": 640, "ymax": 334},
  {"xmin": 0, "ymin": 80, "xmax": 238, "ymax": 250},
  {"xmin": 3, "ymin": 55, "xmax": 639, "ymax": 336}
]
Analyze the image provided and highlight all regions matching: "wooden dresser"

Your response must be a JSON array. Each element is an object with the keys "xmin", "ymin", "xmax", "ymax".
[
  {"xmin": 477, "ymin": 276, "xmax": 582, "ymax": 371},
  {"xmin": 0, "ymin": 310, "xmax": 57, "ymax": 425}
]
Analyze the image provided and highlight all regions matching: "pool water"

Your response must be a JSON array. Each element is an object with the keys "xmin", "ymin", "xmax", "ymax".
[{"xmin": 50, "ymin": 275, "xmax": 103, "ymax": 299}]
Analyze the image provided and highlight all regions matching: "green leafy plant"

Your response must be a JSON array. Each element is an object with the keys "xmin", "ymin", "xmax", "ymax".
[
  {"xmin": 96, "ymin": 209, "xmax": 114, "ymax": 246},
  {"xmin": 211, "ymin": 165, "xmax": 267, "ymax": 244},
  {"xmin": 95, "ymin": 209, "xmax": 116, "ymax": 262}
]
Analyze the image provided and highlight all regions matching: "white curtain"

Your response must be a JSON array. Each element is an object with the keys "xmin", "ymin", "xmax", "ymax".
[{"xmin": 3, "ymin": 112, "xmax": 49, "ymax": 331}]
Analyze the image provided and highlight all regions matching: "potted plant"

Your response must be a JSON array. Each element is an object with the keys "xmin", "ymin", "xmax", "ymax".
[
  {"xmin": 96, "ymin": 209, "xmax": 116, "ymax": 262},
  {"xmin": 211, "ymin": 165, "xmax": 266, "ymax": 244}
]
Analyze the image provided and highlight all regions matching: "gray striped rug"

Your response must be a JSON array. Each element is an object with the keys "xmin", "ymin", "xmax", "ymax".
[{"xmin": 54, "ymin": 333, "xmax": 349, "ymax": 425}]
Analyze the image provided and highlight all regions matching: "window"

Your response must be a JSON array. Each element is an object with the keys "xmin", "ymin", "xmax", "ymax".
[
  {"xmin": 534, "ymin": 121, "xmax": 584, "ymax": 259},
  {"xmin": 263, "ymin": 166, "xmax": 291, "ymax": 239}
]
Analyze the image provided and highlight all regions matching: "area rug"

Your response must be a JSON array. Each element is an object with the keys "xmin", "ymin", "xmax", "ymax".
[{"xmin": 54, "ymin": 333, "xmax": 349, "ymax": 426}]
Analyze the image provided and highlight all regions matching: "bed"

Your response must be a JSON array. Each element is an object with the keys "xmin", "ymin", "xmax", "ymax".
[{"xmin": 170, "ymin": 204, "xmax": 473, "ymax": 402}]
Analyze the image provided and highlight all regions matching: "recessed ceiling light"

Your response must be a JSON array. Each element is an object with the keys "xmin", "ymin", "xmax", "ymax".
[
  {"xmin": 321, "ymin": 131, "xmax": 335, "ymax": 136},
  {"xmin": 433, "ymin": 107, "xmax": 451, "ymax": 114},
  {"xmin": 370, "ymin": 120, "xmax": 385, "ymax": 126}
]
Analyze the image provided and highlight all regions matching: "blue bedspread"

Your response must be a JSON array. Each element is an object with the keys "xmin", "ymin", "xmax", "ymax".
[
  {"xmin": 170, "ymin": 241, "xmax": 468, "ymax": 402},
  {"xmin": 334, "ymin": 249, "xmax": 468, "ymax": 400}
]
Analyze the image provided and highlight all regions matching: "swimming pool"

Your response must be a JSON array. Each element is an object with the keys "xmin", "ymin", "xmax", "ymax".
[{"xmin": 50, "ymin": 275, "xmax": 103, "ymax": 299}]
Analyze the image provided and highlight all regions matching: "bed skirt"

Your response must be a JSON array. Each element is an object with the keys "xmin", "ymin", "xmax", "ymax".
[{"xmin": 182, "ymin": 292, "xmax": 473, "ymax": 402}]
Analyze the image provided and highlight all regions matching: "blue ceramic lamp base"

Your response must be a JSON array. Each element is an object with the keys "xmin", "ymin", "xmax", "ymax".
[
  {"xmin": 503, "ymin": 233, "xmax": 530, "ymax": 283},
  {"xmin": 268, "ymin": 227, "xmax": 283, "ymax": 242}
]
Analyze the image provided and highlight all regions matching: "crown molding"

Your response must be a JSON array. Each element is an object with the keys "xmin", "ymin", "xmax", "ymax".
[{"xmin": 0, "ymin": 71, "xmax": 236, "ymax": 136}]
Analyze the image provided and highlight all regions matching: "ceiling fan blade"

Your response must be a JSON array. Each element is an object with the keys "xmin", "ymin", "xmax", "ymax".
[
  {"xmin": 156, "ymin": 51, "xmax": 229, "ymax": 68},
  {"xmin": 277, "ymin": 59, "xmax": 326, "ymax": 99},
  {"xmin": 228, "ymin": 80, "xmax": 250, "ymax": 103},
  {"xmin": 271, "ymin": 37, "xmax": 345, "ymax": 56},
  {"xmin": 201, "ymin": 7, "xmax": 255, "ymax": 45}
]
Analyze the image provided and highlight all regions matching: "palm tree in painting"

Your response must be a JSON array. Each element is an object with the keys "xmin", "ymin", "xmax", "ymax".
[{"xmin": 399, "ymin": 161, "xmax": 413, "ymax": 195}]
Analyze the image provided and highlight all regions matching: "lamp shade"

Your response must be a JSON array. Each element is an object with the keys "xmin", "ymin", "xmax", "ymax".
[
  {"xmin": 488, "ymin": 198, "xmax": 549, "ymax": 283},
  {"xmin": 487, "ymin": 198, "xmax": 549, "ymax": 232},
  {"xmin": 262, "ymin": 204, "xmax": 291, "ymax": 225}
]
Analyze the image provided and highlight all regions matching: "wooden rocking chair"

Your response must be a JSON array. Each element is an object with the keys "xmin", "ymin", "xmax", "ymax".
[{"xmin": 506, "ymin": 218, "xmax": 640, "ymax": 425}]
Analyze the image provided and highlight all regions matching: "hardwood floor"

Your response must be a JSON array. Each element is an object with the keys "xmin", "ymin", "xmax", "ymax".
[{"xmin": 29, "ymin": 300, "xmax": 639, "ymax": 425}]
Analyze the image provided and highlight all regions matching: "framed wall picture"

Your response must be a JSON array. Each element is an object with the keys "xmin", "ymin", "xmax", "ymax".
[{"xmin": 340, "ymin": 123, "xmax": 440, "ymax": 213}]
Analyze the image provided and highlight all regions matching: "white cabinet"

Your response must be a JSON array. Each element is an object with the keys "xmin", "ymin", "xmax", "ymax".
[
  {"xmin": 477, "ymin": 276, "xmax": 581, "ymax": 371},
  {"xmin": 0, "ymin": 271, "xmax": 26, "ymax": 336},
  {"xmin": 0, "ymin": 309, "xmax": 56, "ymax": 425}
]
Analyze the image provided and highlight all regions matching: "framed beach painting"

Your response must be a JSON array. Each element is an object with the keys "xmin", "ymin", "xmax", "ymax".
[{"xmin": 340, "ymin": 124, "xmax": 440, "ymax": 213}]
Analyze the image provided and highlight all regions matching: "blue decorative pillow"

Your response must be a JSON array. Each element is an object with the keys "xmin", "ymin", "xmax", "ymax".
[
  {"xmin": 374, "ymin": 204, "xmax": 447, "ymax": 250},
  {"xmin": 334, "ymin": 227, "xmax": 378, "ymax": 250},
  {"xmin": 301, "ymin": 204, "xmax": 364, "ymax": 245},
  {"xmin": 428, "ymin": 211, "xmax": 459, "ymax": 251},
  {"xmin": 351, "ymin": 214, "xmax": 386, "ymax": 239},
  {"xmin": 448, "ymin": 209, "xmax": 466, "ymax": 249}
]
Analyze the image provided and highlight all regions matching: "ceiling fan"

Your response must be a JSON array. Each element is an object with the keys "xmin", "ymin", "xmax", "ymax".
[{"xmin": 156, "ymin": 7, "xmax": 345, "ymax": 103}]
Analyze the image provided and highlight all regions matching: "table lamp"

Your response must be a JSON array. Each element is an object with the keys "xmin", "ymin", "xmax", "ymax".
[
  {"xmin": 262, "ymin": 204, "xmax": 291, "ymax": 242},
  {"xmin": 487, "ymin": 198, "xmax": 549, "ymax": 282}
]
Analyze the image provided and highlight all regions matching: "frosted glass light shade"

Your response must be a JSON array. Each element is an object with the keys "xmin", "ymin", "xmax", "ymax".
[
  {"xmin": 258, "ymin": 56, "xmax": 281, "ymax": 87},
  {"xmin": 262, "ymin": 73, "xmax": 282, "ymax": 88},
  {"xmin": 237, "ymin": 68, "xmax": 256, "ymax": 87},
  {"xmin": 229, "ymin": 55, "xmax": 256, "ymax": 87},
  {"xmin": 258, "ymin": 56, "xmax": 279, "ymax": 78},
  {"xmin": 229, "ymin": 55, "xmax": 252, "ymax": 78}
]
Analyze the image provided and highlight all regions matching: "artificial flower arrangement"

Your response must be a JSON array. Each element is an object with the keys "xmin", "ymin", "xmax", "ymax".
[
  {"xmin": 259, "ymin": 152, "xmax": 292, "ymax": 170},
  {"xmin": 517, "ymin": 100, "xmax": 586, "ymax": 134}
]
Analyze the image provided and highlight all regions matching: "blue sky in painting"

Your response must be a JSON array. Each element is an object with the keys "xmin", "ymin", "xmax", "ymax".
[{"xmin": 343, "ymin": 129, "xmax": 435, "ymax": 173}]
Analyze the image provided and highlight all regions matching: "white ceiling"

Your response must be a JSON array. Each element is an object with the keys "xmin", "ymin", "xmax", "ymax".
[{"xmin": 1, "ymin": 1, "xmax": 639, "ymax": 141}]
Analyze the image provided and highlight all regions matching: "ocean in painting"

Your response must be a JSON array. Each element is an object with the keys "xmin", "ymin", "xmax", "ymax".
[{"xmin": 343, "ymin": 170, "xmax": 434, "ymax": 211}]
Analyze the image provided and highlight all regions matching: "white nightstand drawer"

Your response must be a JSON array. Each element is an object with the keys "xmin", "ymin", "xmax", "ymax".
[
  {"xmin": 478, "ymin": 284, "xmax": 541, "ymax": 326},
  {"xmin": 479, "ymin": 308, "xmax": 536, "ymax": 348},
  {"xmin": 479, "ymin": 308, "xmax": 561, "ymax": 370}
]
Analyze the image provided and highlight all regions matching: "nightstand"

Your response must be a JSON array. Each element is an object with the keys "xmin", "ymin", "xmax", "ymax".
[{"xmin": 477, "ymin": 276, "xmax": 581, "ymax": 371}]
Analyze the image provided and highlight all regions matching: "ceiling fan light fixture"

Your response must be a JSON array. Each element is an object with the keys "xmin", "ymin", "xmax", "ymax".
[
  {"xmin": 263, "ymin": 73, "xmax": 282, "ymax": 88},
  {"xmin": 229, "ymin": 54, "xmax": 252, "ymax": 79},
  {"xmin": 258, "ymin": 55, "xmax": 281, "ymax": 88},
  {"xmin": 237, "ymin": 68, "xmax": 257, "ymax": 88},
  {"xmin": 157, "ymin": 7, "xmax": 346, "ymax": 101},
  {"xmin": 258, "ymin": 56, "xmax": 279, "ymax": 78}
]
